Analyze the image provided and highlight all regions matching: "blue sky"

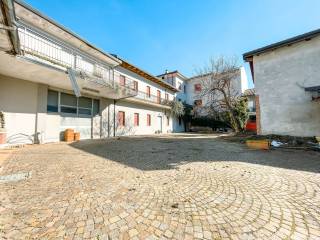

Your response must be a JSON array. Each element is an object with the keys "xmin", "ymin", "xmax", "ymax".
[{"xmin": 25, "ymin": 0, "xmax": 320, "ymax": 87}]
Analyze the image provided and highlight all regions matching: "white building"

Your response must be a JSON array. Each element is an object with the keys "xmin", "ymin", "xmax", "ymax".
[
  {"xmin": 243, "ymin": 29, "xmax": 320, "ymax": 137},
  {"xmin": 157, "ymin": 70, "xmax": 188, "ymax": 132},
  {"xmin": 0, "ymin": 0, "xmax": 183, "ymax": 145},
  {"xmin": 0, "ymin": 0, "xmax": 250, "ymax": 146},
  {"xmin": 184, "ymin": 67, "xmax": 248, "ymax": 116}
]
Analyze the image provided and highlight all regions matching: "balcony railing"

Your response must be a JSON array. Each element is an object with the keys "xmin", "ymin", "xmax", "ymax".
[
  {"xmin": 134, "ymin": 90, "xmax": 172, "ymax": 106},
  {"xmin": 17, "ymin": 24, "xmax": 137, "ymax": 98}
]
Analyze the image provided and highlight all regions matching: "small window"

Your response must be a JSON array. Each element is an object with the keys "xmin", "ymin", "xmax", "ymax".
[
  {"xmin": 167, "ymin": 116, "xmax": 169, "ymax": 126},
  {"xmin": 93, "ymin": 99, "xmax": 100, "ymax": 116},
  {"xmin": 134, "ymin": 113, "xmax": 139, "ymax": 126},
  {"xmin": 194, "ymin": 99, "xmax": 202, "ymax": 106},
  {"xmin": 146, "ymin": 86, "xmax": 151, "ymax": 98},
  {"xmin": 194, "ymin": 83, "xmax": 201, "ymax": 92},
  {"xmin": 60, "ymin": 93, "xmax": 77, "ymax": 114},
  {"xmin": 178, "ymin": 83, "xmax": 182, "ymax": 90},
  {"xmin": 47, "ymin": 90, "xmax": 58, "ymax": 112},
  {"xmin": 178, "ymin": 117, "xmax": 182, "ymax": 126},
  {"xmin": 118, "ymin": 111, "xmax": 125, "ymax": 126},
  {"xmin": 165, "ymin": 93, "xmax": 169, "ymax": 100},
  {"xmin": 184, "ymin": 85, "xmax": 186, "ymax": 93},
  {"xmin": 147, "ymin": 114, "xmax": 151, "ymax": 126}
]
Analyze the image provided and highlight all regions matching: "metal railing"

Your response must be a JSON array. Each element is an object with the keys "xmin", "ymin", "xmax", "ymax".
[
  {"xmin": 17, "ymin": 25, "xmax": 138, "ymax": 98},
  {"xmin": 134, "ymin": 90, "xmax": 172, "ymax": 106}
]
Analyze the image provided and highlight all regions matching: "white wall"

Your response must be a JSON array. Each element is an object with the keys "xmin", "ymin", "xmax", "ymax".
[
  {"xmin": 0, "ymin": 75, "xmax": 39, "ymax": 144},
  {"xmin": 253, "ymin": 36, "xmax": 320, "ymax": 137},
  {"xmin": 175, "ymin": 76, "xmax": 187, "ymax": 103},
  {"xmin": 185, "ymin": 70, "xmax": 244, "ymax": 106}
]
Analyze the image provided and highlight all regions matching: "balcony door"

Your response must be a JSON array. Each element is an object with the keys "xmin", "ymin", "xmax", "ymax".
[{"xmin": 157, "ymin": 116, "xmax": 162, "ymax": 133}]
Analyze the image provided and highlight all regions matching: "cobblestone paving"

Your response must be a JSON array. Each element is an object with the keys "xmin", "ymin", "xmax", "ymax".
[{"xmin": 0, "ymin": 134, "xmax": 320, "ymax": 240}]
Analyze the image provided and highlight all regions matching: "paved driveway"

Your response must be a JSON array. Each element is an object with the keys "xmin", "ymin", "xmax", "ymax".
[{"xmin": 0, "ymin": 134, "xmax": 320, "ymax": 240}]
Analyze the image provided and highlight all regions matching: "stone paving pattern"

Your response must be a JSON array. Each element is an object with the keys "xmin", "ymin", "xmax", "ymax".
[{"xmin": 0, "ymin": 134, "xmax": 320, "ymax": 239}]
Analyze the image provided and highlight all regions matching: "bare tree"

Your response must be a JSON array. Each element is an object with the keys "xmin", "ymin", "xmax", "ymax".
[{"xmin": 196, "ymin": 56, "xmax": 247, "ymax": 132}]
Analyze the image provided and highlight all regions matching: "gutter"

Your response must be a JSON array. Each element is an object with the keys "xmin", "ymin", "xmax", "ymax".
[{"xmin": 1, "ymin": 0, "xmax": 21, "ymax": 54}]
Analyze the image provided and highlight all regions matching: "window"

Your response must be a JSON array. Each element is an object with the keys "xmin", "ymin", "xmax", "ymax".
[
  {"xmin": 157, "ymin": 90, "xmax": 161, "ymax": 103},
  {"xmin": 178, "ymin": 83, "xmax": 182, "ymax": 90},
  {"xmin": 119, "ymin": 75, "xmax": 126, "ymax": 86},
  {"xmin": 146, "ymin": 86, "xmax": 151, "ymax": 98},
  {"xmin": 184, "ymin": 85, "xmax": 186, "ymax": 93},
  {"xmin": 47, "ymin": 90, "xmax": 58, "ymax": 112},
  {"xmin": 60, "ymin": 93, "xmax": 77, "ymax": 114},
  {"xmin": 48, "ymin": 90, "xmax": 100, "ymax": 116},
  {"xmin": 118, "ymin": 111, "xmax": 125, "ymax": 126},
  {"xmin": 167, "ymin": 116, "xmax": 169, "ymax": 126},
  {"xmin": 165, "ymin": 93, "xmax": 169, "ymax": 101},
  {"xmin": 133, "ymin": 81, "xmax": 138, "ymax": 91},
  {"xmin": 194, "ymin": 83, "xmax": 201, "ymax": 92},
  {"xmin": 78, "ymin": 97, "xmax": 92, "ymax": 115},
  {"xmin": 194, "ymin": 99, "xmax": 202, "ymax": 106},
  {"xmin": 147, "ymin": 114, "xmax": 151, "ymax": 126},
  {"xmin": 134, "ymin": 113, "xmax": 139, "ymax": 126},
  {"xmin": 178, "ymin": 117, "xmax": 182, "ymax": 126}
]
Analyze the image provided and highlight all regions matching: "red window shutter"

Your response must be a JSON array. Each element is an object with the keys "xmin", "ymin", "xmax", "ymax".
[
  {"xmin": 133, "ymin": 81, "xmax": 138, "ymax": 91},
  {"xmin": 157, "ymin": 90, "xmax": 161, "ymax": 103},
  {"xmin": 147, "ymin": 114, "xmax": 151, "ymax": 126},
  {"xmin": 146, "ymin": 86, "xmax": 151, "ymax": 97},
  {"xmin": 134, "ymin": 113, "xmax": 139, "ymax": 126},
  {"xmin": 119, "ymin": 75, "xmax": 126, "ymax": 86},
  {"xmin": 118, "ymin": 111, "xmax": 125, "ymax": 126},
  {"xmin": 194, "ymin": 83, "xmax": 201, "ymax": 92}
]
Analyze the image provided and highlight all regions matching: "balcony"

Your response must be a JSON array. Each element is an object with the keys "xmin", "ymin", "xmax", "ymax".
[
  {"xmin": 135, "ymin": 90, "xmax": 172, "ymax": 106},
  {"xmin": 17, "ymin": 24, "xmax": 137, "ymax": 99}
]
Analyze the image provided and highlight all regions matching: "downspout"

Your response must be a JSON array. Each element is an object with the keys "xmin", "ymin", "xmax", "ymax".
[
  {"xmin": 113, "ymin": 99, "xmax": 116, "ymax": 137},
  {"xmin": 1, "ymin": 0, "xmax": 21, "ymax": 54}
]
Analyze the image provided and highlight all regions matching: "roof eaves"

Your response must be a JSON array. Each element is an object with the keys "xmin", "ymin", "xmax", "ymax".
[
  {"xmin": 112, "ymin": 54, "xmax": 178, "ymax": 92},
  {"xmin": 243, "ymin": 28, "xmax": 320, "ymax": 61}
]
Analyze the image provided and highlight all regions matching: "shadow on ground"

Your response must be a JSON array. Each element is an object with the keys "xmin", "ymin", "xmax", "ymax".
[{"xmin": 70, "ymin": 134, "xmax": 320, "ymax": 173}]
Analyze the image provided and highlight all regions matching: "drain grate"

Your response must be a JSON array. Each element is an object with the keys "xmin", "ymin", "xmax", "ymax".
[{"xmin": 0, "ymin": 172, "xmax": 31, "ymax": 183}]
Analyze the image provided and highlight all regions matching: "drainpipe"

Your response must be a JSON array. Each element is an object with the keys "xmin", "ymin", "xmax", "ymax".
[
  {"xmin": 1, "ymin": 0, "xmax": 21, "ymax": 55},
  {"xmin": 113, "ymin": 99, "xmax": 116, "ymax": 137}
]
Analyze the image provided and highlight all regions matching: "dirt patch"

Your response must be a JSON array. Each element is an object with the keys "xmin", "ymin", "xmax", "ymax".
[{"xmin": 221, "ymin": 133, "xmax": 319, "ymax": 150}]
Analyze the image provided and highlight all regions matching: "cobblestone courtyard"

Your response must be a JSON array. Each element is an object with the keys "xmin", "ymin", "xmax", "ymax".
[{"xmin": 1, "ymin": 134, "xmax": 320, "ymax": 240}]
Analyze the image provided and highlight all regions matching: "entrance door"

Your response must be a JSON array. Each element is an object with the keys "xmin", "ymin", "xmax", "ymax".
[{"xmin": 157, "ymin": 116, "xmax": 162, "ymax": 133}]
